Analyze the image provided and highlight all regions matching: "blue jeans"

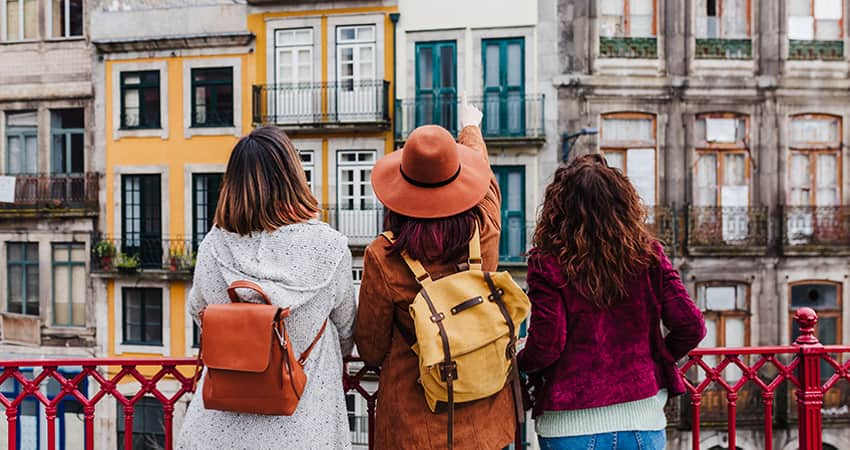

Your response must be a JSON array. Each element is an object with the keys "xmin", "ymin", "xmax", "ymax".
[{"xmin": 539, "ymin": 430, "xmax": 666, "ymax": 450}]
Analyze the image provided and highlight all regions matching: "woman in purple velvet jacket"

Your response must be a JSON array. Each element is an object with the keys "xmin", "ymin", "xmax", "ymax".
[{"xmin": 518, "ymin": 154, "xmax": 706, "ymax": 450}]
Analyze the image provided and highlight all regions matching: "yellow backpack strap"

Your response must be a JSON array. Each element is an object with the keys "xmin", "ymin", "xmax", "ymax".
[
  {"xmin": 382, "ymin": 230, "xmax": 433, "ymax": 285},
  {"xmin": 468, "ymin": 223, "xmax": 483, "ymax": 271},
  {"xmin": 401, "ymin": 250, "xmax": 433, "ymax": 285}
]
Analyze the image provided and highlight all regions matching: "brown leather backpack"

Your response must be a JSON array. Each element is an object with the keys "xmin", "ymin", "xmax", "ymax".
[{"xmin": 194, "ymin": 280, "xmax": 326, "ymax": 415}]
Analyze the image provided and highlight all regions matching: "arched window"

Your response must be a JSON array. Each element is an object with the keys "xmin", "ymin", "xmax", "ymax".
[{"xmin": 600, "ymin": 112, "xmax": 657, "ymax": 207}]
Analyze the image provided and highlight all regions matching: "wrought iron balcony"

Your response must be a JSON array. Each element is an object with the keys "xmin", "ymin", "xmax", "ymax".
[
  {"xmin": 252, "ymin": 81, "xmax": 390, "ymax": 131},
  {"xmin": 0, "ymin": 310, "xmax": 842, "ymax": 449},
  {"xmin": 783, "ymin": 206, "xmax": 850, "ymax": 254},
  {"xmin": 320, "ymin": 204, "xmax": 384, "ymax": 247},
  {"xmin": 395, "ymin": 94, "xmax": 545, "ymax": 143},
  {"xmin": 789, "ymin": 40, "xmax": 844, "ymax": 61},
  {"xmin": 687, "ymin": 206, "xmax": 769, "ymax": 255},
  {"xmin": 598, "ymin": 37, "xmax": 658, "ymax": 59},
  {"xmin": 695, "ymin": 38, "xmax": 752, "ymax": 59},
  {"xmin": 0, "ymin": 173, "xmax": 99, "ymax": 217},
  {"xmin": 90, "ymin": 236, "xmax": 195, "ymax": 276}
]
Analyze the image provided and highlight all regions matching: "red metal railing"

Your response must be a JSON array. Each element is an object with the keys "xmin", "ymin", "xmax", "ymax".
[{"xmin": 0, "ymin": 307, "xmax": 844, "ymax": 449}]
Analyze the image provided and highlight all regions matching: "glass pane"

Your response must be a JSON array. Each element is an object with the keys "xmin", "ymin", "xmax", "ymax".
[
  {"xmin": 358, "ymin": 26, "xmax": 375, "ymax": 42},
  {"xmin": 816, "ymin": 20, "xmax": 841, "ymax": 40},
  {"xmin": 705, "ymin": 286, "xmax": 737, "ymax": 311},
  {"xmin": 630, "ymin": 16, "xmax": 654, "ymax": 37},
  {"xmin": 485, "ymin": 45, "xmax": 500, "ymax": 87},
  {"xmin": 54, "ymin": 265, "xmax": 70, "ymax": 324},
  {"xmin": 601, "ymin": 118, "xmax": 654, "ymax": 144},
  {"xmin": 706, "ymin": 118, "xmax": 738, "ymax": 143},
  {"xmin": 600, "ymin": 0, "xmax": 625, "ymax": 15},
  {"xmin": 790, "ymin": 283, "xmax": 838, "ymax": 309},
  {"xmin": 507, "ymin": 216, "xmax": 523, "ymax": 258},
  {"xmin": 696, "ymin": 154, "xmax": 718, "ymax": 207},
  {"xmin": 791, "ymin": 118, "xmax": 839, "ymax": 146},
  {"xmin": 819, "ymin": 316, "xmax": 838, "ymax": 345},
  {"xmin": 507, "ymin": 43, "xmax": 522, "ymax": 86},
  {"xmin": 723, "ymin": 318, "xmax": 746, "ymax": 381},
  {"xmin": 51, "ymin": 0, "xmax": 64, "ymax": 37},
  {"xmin": 816, "ymin": 154, "xmax": 838, "ymax": 206},
  {"xmin": 605, "ymin": 152, "xmax": 625, "ymax": 171},
  {"xmin": 7, "ymin": 0, "xmax": 20, "ymax": 40},
  {"xmin": 71, "ymin": 265, "xmax": 85, "ymax": 325},
  {"xmin": 789, "ymin": 0, "xmax": 812, "ymax": 16},
  {"xmin": 339, "ymin": 27, "xmax": 355, "ymax": 42},
  {"xmin": 23, "ymin": 0, "xmax": 37, "ymax": 39},
  {"xmin": 69, "ymin": 0, "xmax": 82, "ymax": 36},
  {"xmin": 440, "ymin": 45, "xmax": 454, "ymax": 88},
  {"xmin": 507, "ymin": 171, "xmax": 522, "ymax": 211},
  {"xmin": 626, "ymin": 148, "xmax": 655, "ymax": 206},
  {"xmin": 815, "ymin": 0, "xmax": 843, "ymax": 19},
  {"xmin": 722, "ymin": 0, "xmax": 749, "ymax": 38},
  {"xmin": 724, "ymin": 154, "xmax": 747, "ymax": 186},
  {"xmin": 701, "ymin": 317, "xmax": 718, "ymax": 347}
]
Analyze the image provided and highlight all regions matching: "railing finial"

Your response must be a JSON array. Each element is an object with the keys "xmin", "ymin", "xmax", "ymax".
[{"xmin": 793, "ymin": 307, "xmax": 820, "ymax": 346}]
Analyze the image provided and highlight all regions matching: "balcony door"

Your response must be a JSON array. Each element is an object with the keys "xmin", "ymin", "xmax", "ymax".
[
  {"xmin": 494, "ymin": 166, "xmax": 526, "ymax": 262},
  {"xmin": 336, "ymin": 26, "xmax": 376, "ymax": 122},
  {"xmin": 274, "ymin": 28, "xmax": 315, "ymax": 124},
  {"xmin": 336, "ymin": 151, "xmax": 379, "ymax": 244},
  {"xmin": 415, "ymin": 41, "xmax": 457, "ymax": 133},
  {"xmin": 482, "ymin": 38, "xmax": 525, "ymax": 137},
  {"xmin": 122, "ymin": 175, "xmax": 162, "ymax": 268}
]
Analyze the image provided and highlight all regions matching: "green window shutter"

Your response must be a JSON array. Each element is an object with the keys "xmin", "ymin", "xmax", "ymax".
[
  {"xmin": 482, "ymin": 38, "xmax": 525, "ymax": 137},
  {"xmin": 493, "ymin": 166, "xmax": 526, "ymax": 262},
  {"xmin": 415, "ymin": 41, "xmax": 457, "ymax": 133}
]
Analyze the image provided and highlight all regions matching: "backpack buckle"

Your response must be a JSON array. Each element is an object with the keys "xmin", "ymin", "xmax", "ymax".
[
  {"xmin": 274, "ymin": 324, "xmax": 287, "ymax": 349},
  {"xmin": 439, "ymin": 361, "xmax": 458, "ymax": 381},
  {"xmin": 430, "ymin": 312, "xmax": 445, "ymax": 323}
]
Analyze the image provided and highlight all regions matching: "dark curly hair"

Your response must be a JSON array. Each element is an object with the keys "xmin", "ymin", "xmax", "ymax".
[{"xmin": 532, "ymin": 153, "xmax": 658, "ymax": 308}]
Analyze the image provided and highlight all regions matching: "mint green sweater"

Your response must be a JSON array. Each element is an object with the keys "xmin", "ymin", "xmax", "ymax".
[{"xmin": 535, "ymin": 390, "xmax": 668, "ymax": 438}]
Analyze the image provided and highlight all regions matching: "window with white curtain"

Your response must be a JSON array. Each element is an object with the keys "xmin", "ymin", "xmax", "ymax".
[
  {"xmin": 696, "ymin": 283, "xmax": 750, "ymax": 382},
  {"xmin": 788, "ymin": 115, "xmax": 841, "ymax": 207},
  {"xmin": 601, "ymin": 113, "xmax": 657, "ymax": 208},
  {"xmin": 5, "ymin": 111, "xmax": 38, "ymax": 175},
  {"xmin": 599, "ymin": 0, "xmax": 656, "ymax": 38},
  {"xmin": 50, "ymin": 0, "xmax": 83, "ymax": 38},
  {"xmin": 788, "ymin": 0, "xmax": 843, "ymax": 41},
  {"xmin": 3, "ymin": 0, "xmax": 38, "ymax": 41},
  {"xmin": 696, "ymin": 0, "xmax": 750, "ymax": 39}
]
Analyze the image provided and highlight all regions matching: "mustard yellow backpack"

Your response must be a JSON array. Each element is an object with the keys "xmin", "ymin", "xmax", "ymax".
[{"xmin": 382, "ymin": 225, "xmax": 530, "ymax": 449}]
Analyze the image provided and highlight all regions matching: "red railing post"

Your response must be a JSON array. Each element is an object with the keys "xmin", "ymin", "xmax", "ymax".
[
  {"xmin": 793, "ymin": 307, "xmax": 823, "ymax": 450},
  {"xmin": 6, "ymin": 406, "xmax": 17, "ymax": 449}
]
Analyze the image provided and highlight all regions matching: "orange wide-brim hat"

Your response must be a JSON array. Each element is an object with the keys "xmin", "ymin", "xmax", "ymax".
[{"xmin": 371, "ymin": 125, "xmax": 491, "ymax": 219}]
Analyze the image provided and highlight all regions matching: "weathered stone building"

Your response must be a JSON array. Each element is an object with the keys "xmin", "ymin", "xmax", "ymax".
[{"xmin": 553, "ymin": 1, "xmax": 850, "ymax": 448}]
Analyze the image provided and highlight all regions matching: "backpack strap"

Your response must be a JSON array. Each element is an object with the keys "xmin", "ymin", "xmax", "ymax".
[
  {"xmin": 381, "ymin": 230, "xmax": 433, "ymax": 285},
  {"xmin": 468, "ymin": 224, "xmax": 482, "ymax": 271}
]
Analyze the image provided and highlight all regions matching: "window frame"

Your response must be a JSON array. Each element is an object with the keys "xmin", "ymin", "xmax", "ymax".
[
  {"xmin": 48, "ymin": 0, "xmax": 83, "ymax": 39},
  {"xmin": 788, "ymin": 113, "xmax": 843, "ymax": 206},
  {"xmin": 191, "ymin": 172, "xmax": 223, "ymax": 248},
  {"xmin": 121, "ymin": 174, "xmax": 163, "ymax": 268},
  {"xmin": 788, "ymin": 280, "xmax": 843, "ymax": 343},
  {"xmin": 50, "ymin": 108, "xmax": 85, "ymax": 175},
  {"xmin": 2, "ymin": 0, "xmax": 38, "ymax": 42},
  {"xmin": 481, "ymin": 37, "xmax": 526, "ymax": 137},
  {"xmin": 119, "ymin": 71, "xmax": 162, "ymax": 130},
  {"xmin": 336, "ymin": 150, "xmax": 377, "ymax": 211},
  {"xmin": 190, "ymin": 67, "xmax": 234, "ymax": 128},
  {"xmin": 694, "ymin": 112, "xmax": 752, "ymax": 207},
  {"xmin": 696, "ymin": 0, "xmax": 753, "ymax": 39},
  {"xmin": 116, "ymin": 397, "xmax": 165, "ymax": 449},
  {"xmin": 5, "ymin": 122, "xmax": 38, "ymax": 175},
  {"xmin": 599, "ymin": 112, "xmax": 659, "ymax": 205},
  {"xmin": 601, "ymin": 0, "xmax": 659, "ymax": 38},
  {"xmin": 121, "ymin": 287, "xmax": 163, "ymax": 346},
  {"xmin": 697, "ymin": 281, "xmax": 752, "ymax": 348},
  {"xmin": 335, "ymin": 24, "xmax": 377, "ymax": 90},
  {"xmin": 6, "ymin": 242, "xmax": 39, "ymax": 317},
  {"xmin": 493, "ymin": 165, "xmax": 527, "ymax": 262},
  {"xmin": 51, "ymin": 243, "xmax": 86, "ymax": 327},
  {"xmin": 788, "ymin": 0, "xmax": 845, "ymax": 41},
  {"xmin": 414, "ymin": 40, "xmax": 458, "ymax": 132}
]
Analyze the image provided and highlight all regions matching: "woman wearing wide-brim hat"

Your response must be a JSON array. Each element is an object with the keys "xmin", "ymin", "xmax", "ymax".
[{"xmin": 354, "ymin": 102, "xmax": 516, "ymax": 449}]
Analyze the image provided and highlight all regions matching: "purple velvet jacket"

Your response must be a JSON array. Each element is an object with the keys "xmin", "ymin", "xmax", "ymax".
[{"xmin": 517, "ymin": 243, "xmax": 706, "ymax": 417}]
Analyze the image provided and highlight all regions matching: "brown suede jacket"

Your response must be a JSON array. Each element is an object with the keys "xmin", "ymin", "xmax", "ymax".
[{"xmin": 354, "ymin": 126, "xmax": 516, "ymax": 450}]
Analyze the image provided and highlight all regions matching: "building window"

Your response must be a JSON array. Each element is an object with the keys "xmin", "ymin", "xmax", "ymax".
[
  {"xmin": 788, "ymin": 0, "xmax": 844, "ymax": 60},
  {"xmin": 337, "ymin": 25, "xmax": 376, "ymax": 90},
  {"xmin": 192, "ymin": 322, "xmax": 200, "ymax": 348},
  {"xmin": 600, "ymin": 113, "xmax": 657, "ymax": 207},
  {"xmin": 273, "ymin": 28, "xmax": 314, "ymax": 123},
  {"xmin": 695, "ymin": 0, "xmax": 752, "ymax": 59},
  {"xmin": 789, "ymin": 114, "xmax": 841, "ymax": 207},
  {"xmin": 117, "ymin": 397, "xmax": 165, "ymax": 450},
  {"xmin": 493, "ymin": 166, "xmax": 526, "ymax": 262},
  {"xmin": 336, "ymin": 151, "xmax": 380, "ymax": 240},
  {"xmin": 790, "ymin": 282, "xmax": 841, "ymax": 382},
  {"xmin": 7, "ymin": 242, "xmax": 38, "ymax": 316},
  {"xmin": 192, "ymin": 173, "xmax": 223, "ymax": 247},
  {"xmin": 299, "ymin": 150, "xmax": 316, "ymax": 195},
  {"xmin": 191, "ymin": 67, "xmax": 234, "ymax": 128},
  {"xmin": 415, "ymin": 41, "xmax": 457, "ymax": 133},
  {"xmin": 697, "ymin": 283, "xmax": 750, "ymax": 380},
  {"xmin": 122, "ymin": 175, "xmax": 162, "ymax": 268},
  {"xmin": 50, "ymin": 0, "xmax": 83, "ymax": 38},
  {"xmin": 120, "ymin": 71, "xmax": 161, "ymax": 130},
  {"xmin": 482, "ymin": 38, "xmax": 525, "ymax": 137},
  {"xmin": 599, "ymin": 0, "xmax": 657, "ymax": 58},
  {"xmin": 122, "ymin": 287, "xmax": 163, "ymax": 346},
  {"xmin": 3, "ymin": 0, "xmax": 38, "ymax": 41},
  {"xmin": 52, "ymin": 243, "xmax": 86, "ymax": 327},
  {"xmin": 5, "ymin": 111, "xmax": 38, "ymax": 175},
  {"xmin": 50, "ymin": 109, "xmax": 85, "ymax": 174}
]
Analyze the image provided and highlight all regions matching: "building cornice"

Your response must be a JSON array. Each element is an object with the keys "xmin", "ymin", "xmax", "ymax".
[{"xmin": 93, "ymin": 32, "xmax": 255, "ymax": 54}]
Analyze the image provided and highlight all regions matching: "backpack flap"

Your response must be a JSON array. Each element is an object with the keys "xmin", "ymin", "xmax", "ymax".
[
  {"xmin": 489, "ymin": 271, "xmax": 531, "ymax": 328},
  {"xmin": 202, "ymin": 303, "xmax": 281, "ymax": 373}
]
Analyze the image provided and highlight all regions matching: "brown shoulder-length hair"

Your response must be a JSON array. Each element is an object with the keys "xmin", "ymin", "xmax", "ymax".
[
  {"xmin": 532, "ymin": 153, "xmax": 658, "ymax": 308},
  {"xmin": 214, "ymin": 126, "xmax": 319, "ymax": 235},
  {"xmin": 384, "ymin": 209, "xmax": 483, "ymax": 263}
]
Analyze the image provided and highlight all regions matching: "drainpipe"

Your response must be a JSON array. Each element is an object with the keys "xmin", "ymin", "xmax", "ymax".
[{"xmin": 389, "ymin": 12, "xmax": 401, "ymax": 138}]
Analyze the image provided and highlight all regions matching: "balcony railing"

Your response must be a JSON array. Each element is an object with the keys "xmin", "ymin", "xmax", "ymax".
[
  {"xmin": 789, "ymin": 40, "xmax": 844, "ymax": 61},
  {"xmin": 598, "ymin": 36, "xmax": 658, "ymax": 58},
  {"xmin": 252, "ymin": 81, "xmax": 390, "ymax": 128},
  {"xmin": 394, "ymin": 94, "xmax": 545, "ymax": 142},
  {"xmin": 0, "ymin": 173, "xmax": 99, "ymax": 215},
  {"xmin": 695, "ymin": 38, "xmax": 753, "ymax": 59},
  {"xmin": 784, "ymin": 206, "xmax": 850, "ymax": 253},
  {"xmin": 0, "ymin": 309, "xmax": 841, "ymax": 449},
  {"xmin": 320, "ymin": 205, "xmax": 384, "ymax": 247},
  {"xmin": 687, "ymin": 206, "xmax": 769, "ymax": 254},
  {"xmin": 90, "ymin": 236, "xmax": 195, "ymax": 274}
]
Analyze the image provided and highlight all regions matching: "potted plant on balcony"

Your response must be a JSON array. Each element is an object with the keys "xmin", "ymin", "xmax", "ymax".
[
  {"xmin": 182, "ymin": 250, "xmax": 197, "ymax": 274},
  {"xmin": 116, "ymin": 253, "xmax": 141, "ymax": 275},
  {"xmin": 94, "ymin": 240, "xmax": 116, "ymax": 271},
  {"xmin": 168, "ymin": 247, "xmax": 185, "ymax": 272}
]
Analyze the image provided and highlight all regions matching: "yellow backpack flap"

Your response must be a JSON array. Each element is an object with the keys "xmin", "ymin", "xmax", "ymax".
[{"xmin": 383, "ymin": 224, "xmax": 530, "ymax": 450}]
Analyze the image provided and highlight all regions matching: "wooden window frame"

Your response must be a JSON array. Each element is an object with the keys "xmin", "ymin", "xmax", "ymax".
[
  {"xmin": 788, "ymin": 280, "xmax": 843, "ymax": 344},
  {"xmin": 794, "ymin": 0, "xmax": 846, "ymax": 40},
  {"xmin": 190, "ymin": 67, "xmax": 234, "ymax": 128},
  {"xmin": 789, "ymin": 113, "xmax": 843, "ymax": 205},
  {"xmin": 698, "ymin": 281, "xmax": 752, "ymax": 348},
  {"xmin": 614, "ymin": 0, "xmax": 659, "ymax": 37},
  {"xmin": 699, "ymin": 0, "xmax": 753, "ymax": 37},
  {"xmin": 695, "ymin": 113, "xmax": 752, "ymax": 207},
  {"xmin": 120, "ymin": 71, "xmax": 161, "ymax": 130},
  {"xmin": 600, "ymin": 112, "xmax": 658, "ymax": 205},
  {"xmin": 51, "ymin": 243, "xmax": 85, "ymax": 327},
  {"xmin": 121, "ymin": 287, "xmax": 163, "ymax": 346},
  {"xmin": 6, "ymin": 242, "xmax": 39, "ymax": 316}
]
